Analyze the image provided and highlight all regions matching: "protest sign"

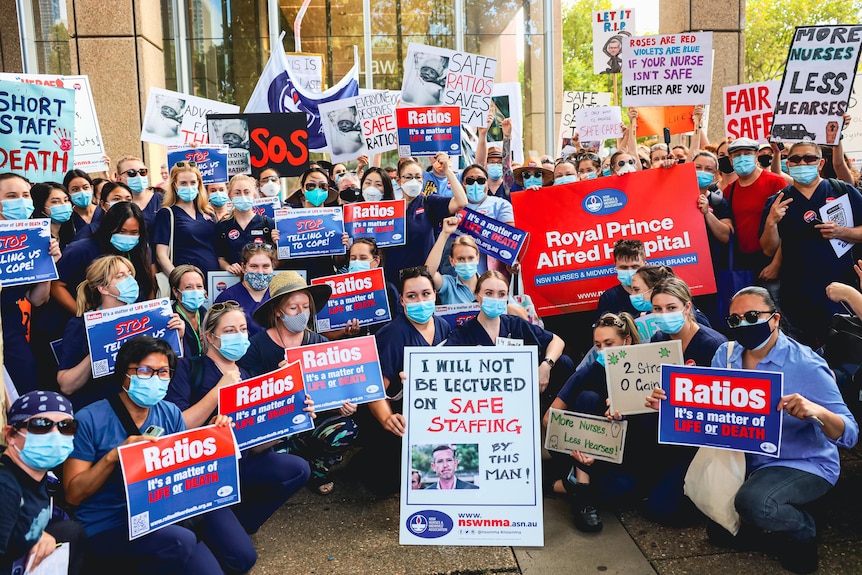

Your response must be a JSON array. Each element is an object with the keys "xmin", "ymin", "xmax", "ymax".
[
  {"xmin": 659, "ymin": 364, "xmax": 783, "ymax": 456},
  {"xmin": 456, "ymin": 208, "xmax": 528, "ymax": 267},
  {"xmin": 623, "ymin": 32, "xmax": 713, "ymax": 107},
  {"xmin": 0, "ymin": 79, "xmax": 75, "ymax": 182},
  {"xmin": 634, "ymin": 313, "xmax": 661, "ymax": 342},
  {"xmin": 275, "ymin": 207, "xmax": 345, "ymax": 259},
  {"xmin": 558, "ymin": 92, "xmax": 612, "ymax": 148},
  {"xmin": 0, "ymin": 219, "xmax": 58, "ymax": 287},
  {"xmin": 218, "ymin": 361, "xmax": 313, "ymax": 450},
  {"xmin": 84, "ymin": 298, "xmax": 182, "ymax": 377},
  {"xmin": 400, "ymin": 347, "xmax": 543, "ymax": 546},
  {"xmin": 285, "ymin": 52, "xmax": 324, "ymax": 92},
  {"xmin": 343, "ymin": 199, "xmax": 406, "ymax": 247},
  {"xmin": 167, "ymin": 146, "xmax": 228, "ymax": 185},
  {"xmin": 252, "ymin": 197, "xmax": 280, "ymax": 220},
  {"xmin": 819, "ymin": 194, "xmax": 854, "ymax": 258},
  {"xmin": 396, "ymin": 106, "xmax": 461, "ymax": 157},
  {"xmin": 311, "ymin": 269, "xmax": 391, "ymax": 331},
  {"xmin": 844, "ymin": 73, "xmax": 862, "ymax": 166},
  {"xmin": 141, "ymin": 87, "xmax": 239, "ymax": 147},
  {"xmin": 118, "ymin": 425, "xmax": 240, "ymax": 539},
  {"xmin": 723, "ymin": 81, "xmax": 781, "ymax": 143},
  {"xmin": 285, "ymin": 335, "xmax": 386, "ymax": 411},
  {"xmin": 772, "ymin": 25, "xmax": 862, "ymax": 145},
  {"xmin": 434, "ymin": 303, "xmax": 480, "ymax": 329},
  {"xmin": 0, "ymin": 73, "xmax": 106, "ymax": 172},
  {"xmin": 635, "ymin": 106, "xmax": 696, "ymax": 137},
  {"xmin": 592, "ymin": 9, "xmax": 635, "ymax": 75},
  {"xmin": 511, "ymin": 163, "xmax": 715, "ymax": 316},
  {"xmin": 319, "ymin": 90, "xmax": 398, "ymax": 163},
  {"xmin": 604, "ymin": 340, "xmax": 683, "ymax": 416},
  {"xmin": 207, "ymin": 112, "xmax": 309, "ymax": 177},
  {"xmin": 485, "ymin": 83, "xmax": 525, "ymax": 164},
  {"xmin": 575, "ymin": 106, "xmax": 624, "ymax": 141},
  {"xmin": 544, "ymin": 409, "xmax": 628, "ymax": 464},
  {"xmin": 400, "ymin": 43, "xmax": 497, "ymax": 126}
]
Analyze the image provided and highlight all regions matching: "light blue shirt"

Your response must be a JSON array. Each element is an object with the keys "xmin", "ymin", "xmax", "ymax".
[{"xmin": 438, "ymin": 274, "xmax": 477, "ymax": 305}]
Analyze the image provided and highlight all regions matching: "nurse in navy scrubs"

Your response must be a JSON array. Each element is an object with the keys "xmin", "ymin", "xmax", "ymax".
[
  {"xmin": 169, "ymin": 264, "xmax": 208, "ymax": 359},
  {"xmin": 214, "ymin": 243, "xmax": 277, "ymax": 337}
]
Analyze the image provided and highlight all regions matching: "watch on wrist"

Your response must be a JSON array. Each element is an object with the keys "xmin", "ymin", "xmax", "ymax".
[{"xmin": 542, "ymin": 358, "xmax": 555, "ymax": 368}]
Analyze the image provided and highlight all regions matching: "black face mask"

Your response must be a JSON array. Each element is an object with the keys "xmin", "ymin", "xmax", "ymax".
[
  {"xmin": 718, "ymin": 156, "xmax": 734, "ymax": 174},
  {"xmin": 757, "ymin": 155, "xmax": 773, "ymax": 168},
  {"xmin": 732, "ymin": 320, "xmax": 775, "ymax": 350}
]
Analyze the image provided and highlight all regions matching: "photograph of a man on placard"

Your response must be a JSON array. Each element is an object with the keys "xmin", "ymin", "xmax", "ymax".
[{"xmin": 412, "ymin": 444, "xmax": 479, "ymax": 490}]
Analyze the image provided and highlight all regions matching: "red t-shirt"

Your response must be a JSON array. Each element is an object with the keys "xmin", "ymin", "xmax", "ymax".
[{"xmin": 724, "ymin": 170, "xmax": 786, "ymax": 253}]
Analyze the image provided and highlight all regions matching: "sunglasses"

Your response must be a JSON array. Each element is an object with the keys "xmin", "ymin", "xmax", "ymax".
[
  {"xmin": 399, "ymin": 265, "xmax": 429, "ymax": 280},
  {"xmin": 304, "ymin": 182, "xmax": 329, "ymax": 191},
  {"xmin": 593, "ymin": 315, "xmax": 624, "ymax": 329},
  {"xmin": 128, "ymin": 366, "xmax": 173, "ymax": 381},
  {"xmin": 211, "ymin": 300, "xmax": 241, "ymax": 312},
  {"xmin": 616, "ymin": 159, "xmax": 636, "ymax": 168},
  {"xmin": 576, "ymin": 153, "xmax": 600, "ymax": 162},
  {"xmin": 725, "ymin": 310, "xmax": 775, "ymax": 328},
  {"xmin": 541, "ymin": 159, "xmax": 554, "ymax": 165},
  {"xmin": 14, "ymin": 417, "xmax": 78, "ymax": 436},
  {"xmin": 464, "ymin": 176, "xmax": 487, "ymax": 185},
  {"xmin": 174, "ymin": 161, "xmax": 197, "ymax": 169},
  {"xmin": 787, "ymin": 154, "xmax": 821, "ymax": 164},
  {"xmin": 243, "ymin": 242, "xmax": 274, "ymax": 251},
  {"xmin": 121, "ymin": 168, "xmax": 148, "ymax": 177},
  {"xmin": 521, "ymin": 171, "xmax": 543, "ymax": 179}
]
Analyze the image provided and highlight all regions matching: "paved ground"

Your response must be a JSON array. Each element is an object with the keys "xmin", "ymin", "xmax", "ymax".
[{"xmin": 249, "ymin": 445, "xmax": 862, "ymax": 575}]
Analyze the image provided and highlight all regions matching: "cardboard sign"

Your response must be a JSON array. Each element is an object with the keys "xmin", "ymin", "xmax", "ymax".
[
  {"xmin": 623, "ymin": 32, "xmax": 713, "ymax": 107},
  {"xmin": 604, "ymin": 340, "xmax": 683, "ymax": 416},
  {"xmin": 218, "ymin": 361, "xmax": 313, "ymax": 450},
  {"xmin": 167, "ymin": 146, "xmax": 229, "ymax": 185},
  {"xmin": 0, "ymin": 79, "xmax": 75, "ymax": 181},
  {"xmin": 401, "ymin": 347, "xmax": 543, "ymax": 546},
  {"xmin": 558, "ymin": 91, "xmax": 612, "ymax": 146},
  {"xmin": 311, "ymin": 268, "xmax": 391, "ymax": 331},
  {"xmin": 141, "ymin": 87, "xmax": 239, "ymax": 147},
  {"xmin": 592, "ymin": 9, "xmax": 635, "ymax": 75},
  {"xmin": 772, "ymin": 25, "xmax": 862, "ymax": 145},
  {"xmin": 275, "ymin": 207, "xmax": 345, "ymax": 259},
  {"xmin": 343, "ymin": 199, "xmax": 407, "ymax": 247},
  {"xmin": 544, "ymin": 408, "xmax": 628, "ymax": 464},
  {"xmin": 207, "ymin": 112, "xmax": 309, "ymax": 177},
  {"xmin": 723, "ymin": 81, "xmax": 781, "ymax": 143},
  {"xmin": 396, "ymin": 106, "xmax": 461, "ymax": 157},
  {"xmin": 635, "ymin": 106, "xmax": 696, "ymax": 137},
  {"xmin": 434, "ymin": 303, "xmax": 480, "ymax": 329},
  {"xmin": 0, "ymin": 73, "xmax": 106, "ymax": 172},
  {"xmin": 84, "ymin": 298, "xmax": 182, "ymax": 377},
  {"xmin": 118, "ymin": 425, "xmax": 240, "ymax": 539},
  {"xmin": 318, "ymin": 90, "xmax": 398, "ymax": 162},
  {"xmin": 0, "ymin": 219, "xmax": 58, "ymax": 287},
  {"xmin": 400, "ymin": 43, "xmax": 497, "ymax": 126},
  {"xmin": 659, "ymin": 364, "xmax": 783, "ymax": 456},
  {"xmin": 575, "ymin": 106, "xmax": 624, "ymax": 141},
  {"xmin": 511, "ymin": 164, "xmax": 716, "ymax": 316},
  {"xmin": 456, "ymin": 208, "xmax": 528, "ymax": 267},
  {"xmin": 285, "ymin": 52, "xmax": 324, "ymax": 92},
  {"xmin": 285, "ymin": 335, "xmax": 386, "ymax": 411}
]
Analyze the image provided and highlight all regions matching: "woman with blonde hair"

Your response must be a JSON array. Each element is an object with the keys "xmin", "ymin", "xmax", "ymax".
[{"xmin": 216, "ymin": 174, "xmax": 279, "ymax": 274}]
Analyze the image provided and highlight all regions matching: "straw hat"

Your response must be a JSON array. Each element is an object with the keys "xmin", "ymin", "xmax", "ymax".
[
  {"xmin": 252, "ymin": 271, "xmax": 332, "ymax": 328},
  {"xmin": 513, "ymin": 157, "xmax": 554, "ymax": 187}
]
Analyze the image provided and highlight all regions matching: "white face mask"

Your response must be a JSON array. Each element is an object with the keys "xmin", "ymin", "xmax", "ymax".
[
  {"xmin": 362, "ymin": 187, "xmax": 384, "ymax": 202},
  {"xmin": 260, "ymin": 181, "xmax": 281, "ymax": 197},
  {"xmin": 617, "ymin": 163, "xmax": 637, "ymax": 175},
  {"xmin": 401, "ymin": 179, "xmax": 422, "ymax": 197}
]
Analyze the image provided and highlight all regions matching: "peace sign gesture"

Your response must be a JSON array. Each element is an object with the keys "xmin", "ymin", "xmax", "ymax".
[{"xmin": 767, "ymin": 191, "xmax": 793, "ymax": 225}]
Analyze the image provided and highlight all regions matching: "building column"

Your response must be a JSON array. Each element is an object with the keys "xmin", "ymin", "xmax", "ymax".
[{"xmin": 522, "ymin": 0, "xmax": 563, "ymax": 157}]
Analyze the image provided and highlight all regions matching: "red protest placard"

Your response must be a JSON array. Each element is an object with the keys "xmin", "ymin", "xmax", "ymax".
[{"xmin": 511, "ymin": 163, "xmax": 715, "ymax": 317}]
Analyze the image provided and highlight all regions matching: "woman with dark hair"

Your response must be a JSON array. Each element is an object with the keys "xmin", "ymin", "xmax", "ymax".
[
  {"xmin": 63, "ymin": 169, "xmax": 98, "ymax": 235},
  {"xmin": 72, "ymin": 181, "xmax": 135, "ymax": 242},
  {"xmin": 30, "ymin": 181, "xmax": 74, "ymax": 249},
  {"xmin": 359, "ymin": 167, "xmax": 395, "ymax": 202},
  {"xmin": 169, "ymin": 264, "xmax": 208, "ymax": 359}
]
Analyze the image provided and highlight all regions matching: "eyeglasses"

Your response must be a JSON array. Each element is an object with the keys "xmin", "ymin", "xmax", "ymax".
[
  {"xmin": 14, "ymin": 417, "xmax": 78, "ymax": 436},
  {"xmin": 616, "ymin": 159, "xmax": 636, "ymax": 168},
  {"xmin": 210, "ymin": 300, "xmax": 241, "ymax": 312},
  {"xmin": 121, "ymin": 168, "xmax": 149, "ymax": 177},
  {"xmin": 304, "ymin": 182, "xmax": 329, "ymax": 191},
  {"xmin": 520, "ymin": 171, "xmax": 543, "ymax": 179},
  {"xmin": 787, "ymin": 154, "xmax": 821, "ymax": 165},
  {"xmin": 260, "ymin": 175, "xmax": 280, "ymax": 183},
  {"xmin": 127, "ymin": 366, "xmax": 173, "ymax": 381},
  {"xmin": 464, "ymin": 176, "xmax": 487, "ymax": 185},
  {"xmin": 174, "ymin": 161, "xmax": 197, "ymax": 169},
  {"xmin": 243, "ymin": 242, "xmax": 274, "ymax": 251},
  {"xmin": 725, "ymin": 310, "xmax": 775, "ymax": 328},
  {"xmin": 399, "ymin": 265, "xmax": 429, "ymax": 280},
  {"xmin": 576, "ymin": 153, "xmax": 600, "ymax": 162},
  {"xmin": 593, "ymin": 315, "xmax": 624, "ymax": 329},
  {"xmin": 400, "ymin": 174, "xmax": 422, "ymax": 181}
]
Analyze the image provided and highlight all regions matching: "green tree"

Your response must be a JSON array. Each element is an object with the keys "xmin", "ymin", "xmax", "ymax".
[
  {"xmin": 745, "ymin": 0, "xmax": 862, "ymax": 83},
  {"xmin": 561, "ymin": 0, "xmax": 614, "ymax": 93}
]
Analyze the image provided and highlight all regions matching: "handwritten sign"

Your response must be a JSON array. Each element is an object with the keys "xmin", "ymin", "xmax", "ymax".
[
  {"xmin": 401, "ymin": 347, "xmax": 543, "ymax": 546},
  {"xmin": 0, "ymin": 219, "xmax": 58, "ymax": 286},
  {"xmin": 843, "ymin": 73, "xmax": 862, "ymax": 164},
  {"xmin": 623, "ymin": 32, "xmax": 713, "ymax": 107},
  {"xmin": 207, "ymin": 112, "xmax": 309, "ymax": 177},
  {"xmin": 285, "ymin": 335, "xmax": 386, "ymax": 411},
  {"xmin": 558, "ymin": 91, "xmax": 612, "ymax": 145},
  {"xmin": 311, "ymin": 269, "xmax": 391, "ymax": 331},
  {"xmin": 0, "ymin": 79, "xmax": 75, "ymax": 181},
  {"xmin": 318, "ymin": 90, "xmax": 398, "ymax": 163},
  {"xmin": 604, "ymin": 340, "xmax": 683, "ymax": 416},
  {"xmin": 141, "ymin": 87, "xmax": 239, "ymax": 147},
  {"xmin": 434, "ymin": 302, "xmax": 480, "ymax": 329},
  {"xmin": 723, "ymin": 81, "xmax": 780, "ymax": 143},
  {"xmin": 544, "ymin": 409, "xmax": 628, "ymax": 464},
  {"xmin": 285, "ymin": 53, "xmax": 324, "ymax": 92},
  {"xmin": 84, "ymin": 298, "xmax": 182, "ymax": 377},
  {"xmin": 574, "ymin": 106, "xmax": 624, "ymax": 141},
  {"xmin": 275, "ymin": 207, "xmax": 345, "ymax": 259},
  {"xmin": 636, "ymin": 106, "xmax": 696, "ymax": 137},
  {"xmin": 167, "ymin": 145, "xmax": 228, "ymax": 185},
  {"xmin": 772, "ymin": 25, "xmax": 862, "ymax": 145},
  {"xmin": 592, "ymin": 9, "xmax": 635, "ymax": 75},
  {"xmin": 456, "ymin": 208, "xmax": 528, "ymax": 267},
  {"xmin": 396, "ymin": 106, "xmax": 461, "ymax": 157},
  {"xmin": 218, "ymin": 361, "xmax": 312, "ymax": 450},
  {"xmin": 634, "ymin": 313, "xmax": 661, "ymax": 342},
  {"xmin": 343, "ymin": 199, "xmax": 406, "ymax": 247},
  {"xmin": 118, "ymin": 425, "xmax": 240, "ymax": 539}
]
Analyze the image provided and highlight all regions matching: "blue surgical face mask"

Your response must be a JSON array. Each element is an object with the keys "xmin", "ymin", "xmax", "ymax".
[
  {"xmin": 348, "ymin": 260, "xmax": 371, "ymax": 273},
  {"xmin": 523, "ymin": 176, "xmax": 543, "ymax": 188},
  {"xmin": 127, "ymin": 175, "xmax": 148, "ymax": 193},
  {"xmin": 601, "ymin": 167, "xmax": 612, "ymax": 177},
  {"xmin": 554, "ymin": 175, "xmax": 578, "ymax": 186},
  {"xmin": 696, "ymin": 170, "xmax": 714, "ymax": 188},
  {"xmin": 629, "ymin": 293, "xmax": 653, "ymax": 312},
  {"xmin": 208, "ymin": 191, "xmax": 229, "ymax": 207},
  {"xmin": 180, "ymin": 289, "xmax": 206, "ymax": 311},
  {"xmin": 71, "ymin": 190, "xmax": 93, "ymax": 208},
  {"xmin": 454, "ymin": 262, "xmax": 478, "ymax": 281},
  {"xmin": 405, "ymin": 300, "xmax": 435, "ymax": 324},
  {"xmin": 466, "ymin": 182, "xmax": 486, "ymax": 203},
  {"xmin": 15, "ymin": 429, "xmax": 74, "ymax": 470},
  {"xmin": 49, "ymin": 203, "xmax": 73, "ymax": 223},
  {"xmin": 1, "ymin": 197, "xmax": 34, "ymax": 220},
  {"xmin": 481, "ymin": 296, "xmax": 507, "ymax": 319},
  {"xmin": 114, "ymin": 275, "xmax": 140, "ymax": 304},
  {"xmin": 654, "ymin": 310, "xmax": 686, "ymax": 334},
  {"xmin": 789, "ymin": 165, "xmax": 819, "ymax": 185},
  {"xmin": 281, "ymin": 311, "xmax": 310, "ymax": 333},
  {"xmin": 231, "ymin": 195, "xmax": 254, "ymax": 212},
  {"xmin": 216, "ymin": 332, "xmax": 250, "ymax": 361},
  {"xmin": 110, "ymin": 233, "xmax": 139, "ymax": 253},
  {"xmin": 245, "ymin": 271, "xmax": 274, "ymax": 291},
  {"xmin": 780, "ymin": 159, "xmax": 788, "ymax": 173},
  {"xmin": 487, "ymin": 163, "xmax": 503, "ymax": 180},
  {"xmin": 177, "ymin": 186, "xmax": 199, "ymax": 202},
  {"xmin": 305, "ymin": 187, "xmax": 328, "ymax": 207},
  {"xmin": 595, "ymin": 350, "xmax": 606, "ymax": 367},
  {"xmin": 616, "ymin": 268, "xmax": 636, "ymax": 287},
  {"xmin": 581, "ymin": 171, "xmax": 597, "ymax": 180},
  {"xmin": 125, "ymin": 374, "xmax": 169, "ymax": 408},
  {"xmin": 732, "ymin": 154, "xmax": 756, "ymax": 176}
]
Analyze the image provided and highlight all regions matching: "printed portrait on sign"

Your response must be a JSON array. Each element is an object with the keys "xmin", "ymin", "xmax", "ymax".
[
  {"xmin": 402, "ymin": 52, "xmax": 450, "ymax": 106},
  {"xmin": 326, "ymin": 105, "xmax": 364, "ymax": 156},
  {"xmin": 143, "ymin": 93, "xmax": 187, "ymax": 139}
]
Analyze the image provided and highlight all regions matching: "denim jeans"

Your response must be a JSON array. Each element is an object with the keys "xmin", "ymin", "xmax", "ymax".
[{"xmin": 734, "ymin": 465, "xmax": 832, "ymax": 541}]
